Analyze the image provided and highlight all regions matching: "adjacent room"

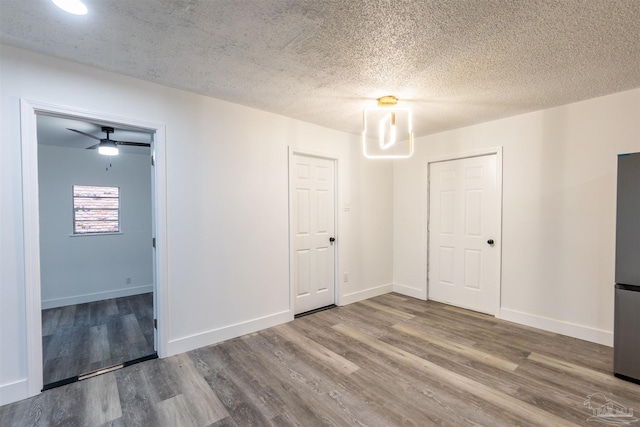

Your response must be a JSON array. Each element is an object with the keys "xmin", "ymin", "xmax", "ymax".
[
  {"xmin": 1, "ymin": 1, "xmax": 639, "ymax": 425},
  {"xmin": 36, "ymin": 115, "xmax": 156, "ymax": 388}
]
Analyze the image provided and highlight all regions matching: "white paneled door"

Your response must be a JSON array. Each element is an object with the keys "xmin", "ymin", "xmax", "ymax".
[
  {"xmin": 428, "ymin": 154, "xmax": 499, "ymax": 315},
  {"xmin": 291, "ymin": 154, "xmax": 336, "ymax": 315}
]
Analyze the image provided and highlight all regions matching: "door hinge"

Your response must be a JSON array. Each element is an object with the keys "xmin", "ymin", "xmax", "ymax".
[
  {"xmin": 152, "ymin": 237, "xmax": 156, "ymax": 248},
  {"xmin": 151, "ymin": 155, "xmax": 155, "ymax": 166},
  {"xmin": 153, "ymin": 319, "xmax": 157, "ymax": 329}
]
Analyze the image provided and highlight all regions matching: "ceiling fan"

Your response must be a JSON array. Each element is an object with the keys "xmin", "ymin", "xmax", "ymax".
[{"xmin": 67, "ymin": 126, "xmax": 151, "ymax": 155}]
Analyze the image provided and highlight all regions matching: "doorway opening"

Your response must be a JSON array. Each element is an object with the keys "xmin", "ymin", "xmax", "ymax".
[
  {"xmin": 20, "ymin": 100, "xmax": 168, "ymax": 397},
  {"xmin": 37, "ymin": 115, "xmax": 157, "ymax": 389}
]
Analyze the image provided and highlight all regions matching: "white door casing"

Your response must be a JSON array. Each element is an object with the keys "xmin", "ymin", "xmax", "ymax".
[
  {"xmin": 291, "ymin": 153, "xmax": 336, "ymax": 314},
  {"xmin": 151, "ymin": 137, "xmax": 158, "ymax": 352},
  {"xmin": 428, "ymin": 154, "xmax": 499, "ymax": 315}
]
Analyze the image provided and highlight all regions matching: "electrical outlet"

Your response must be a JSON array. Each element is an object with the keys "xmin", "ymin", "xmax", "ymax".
[{"xmin": 343, "ymin": 272, "xmax": 349, "ymax": 282}]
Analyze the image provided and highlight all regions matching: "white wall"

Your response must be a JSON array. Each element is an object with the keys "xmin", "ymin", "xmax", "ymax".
[
  {"xmin": 38, "ymin": 143, "xmax": 153, "ymax": 308},
  {"xmin": 6, "ymin": 41, "xmax": 634, "ymax": 406},
  {"xmin": 0, "ymin": 45, "xmax": 394, "ymax": 405},
  {"xmin": 393, "ymin": 88, "xmax": 640, "ymax": 345}
]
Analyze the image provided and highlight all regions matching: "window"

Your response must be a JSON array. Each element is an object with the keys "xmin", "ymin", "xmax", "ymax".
[{"xmin": 73, "ymin": 185, "xmax": 120, "ymax": 234}]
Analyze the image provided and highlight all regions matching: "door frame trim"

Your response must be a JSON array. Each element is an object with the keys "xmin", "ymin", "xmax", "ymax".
[
  {"xmin": 20, "ymin": 99, "xmax": 169, "ymax": 397},
  {"xmin": 287, "ymin": 147, "xmax": 341, "ymax": 315},
  {"xmin": 425, "ymin": 147, "xmax": 503, "ymax": 314}
]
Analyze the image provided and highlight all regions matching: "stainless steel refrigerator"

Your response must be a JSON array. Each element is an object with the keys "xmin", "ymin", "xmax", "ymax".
[{"xmin": 614, "ymin": 151, "xmax": 640, "ymax": 383}]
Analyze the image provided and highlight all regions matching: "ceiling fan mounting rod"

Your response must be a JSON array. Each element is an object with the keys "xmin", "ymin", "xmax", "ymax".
[{"xmin": 101, "ymin": 126, "xmax": 114, "ymax": 137}]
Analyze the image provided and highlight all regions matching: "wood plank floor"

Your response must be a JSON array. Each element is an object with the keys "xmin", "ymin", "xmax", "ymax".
[
  {"xmin": 41, "ymin": 293, "xmax": 155, "ymax": 385},
  {"xmin": 3, "ymin": 293, "xmax": 639, "ymax": 426}
]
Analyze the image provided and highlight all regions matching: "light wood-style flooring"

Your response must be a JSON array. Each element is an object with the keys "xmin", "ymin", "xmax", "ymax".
[
  {"xmin": 42, "ymin": 293, "xmax": 155, "ymax": 385},
  {"xmin": 3, "ymin": 293, "xmax": 639, "ymax": 426}
]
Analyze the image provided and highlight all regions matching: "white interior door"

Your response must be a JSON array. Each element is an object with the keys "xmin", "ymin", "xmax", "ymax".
[
  {"xmin": 428, "ymin": 154, "xmax": 499, "ymax": 315},
  {"xmin": 291, "ymin": 154, "xmax": 336, "ymax": 315}
]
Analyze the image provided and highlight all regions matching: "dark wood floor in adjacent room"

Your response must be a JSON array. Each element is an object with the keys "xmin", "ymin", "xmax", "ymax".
[
  {"xmin": 2, "ymin": 293, "xmax": 638, "ymax": 426},
  {"xmin": 41, "ymin": 292, "xmax": 155, "ymax": 385}
]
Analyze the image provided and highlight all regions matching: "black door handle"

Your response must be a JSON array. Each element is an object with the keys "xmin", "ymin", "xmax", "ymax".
[
  {"xmin": 329, "ymin": 237, "xmax": 336, "ymax": 243},
  {"xmin": 487, "ymin": 239, "xmax": 494, "ymax": 245}
]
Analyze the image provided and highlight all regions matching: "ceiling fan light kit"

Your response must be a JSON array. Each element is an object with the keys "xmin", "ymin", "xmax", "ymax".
[
  {"xmin": 362, "ymin": 96, "xmax": 414, "ymax": 159},
  {"xmin": 98, "ymin": 140, "xmax": 119, "ymax": 156},
  {"xmin": 66, "ymin": 125, "xmax": 151, "ymax": 155}
]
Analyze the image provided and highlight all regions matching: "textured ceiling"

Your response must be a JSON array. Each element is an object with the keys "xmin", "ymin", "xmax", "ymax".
[{"xmin": 1, "ymin": 0, "xmax": 639, "ymax": 137}]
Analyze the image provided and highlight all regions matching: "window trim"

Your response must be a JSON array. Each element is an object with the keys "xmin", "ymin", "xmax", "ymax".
[
  {"xmin": 69, "ymin": 231, "xmax": 123, "ymax": 237},
  {"xmin": 72, "ymin": 185, "xmax": 121, "ymax": 235}
]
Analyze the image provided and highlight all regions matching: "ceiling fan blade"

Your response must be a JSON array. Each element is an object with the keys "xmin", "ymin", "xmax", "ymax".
[
  {"xmin": 116, "ymin": 141, "xmax": 151, "ymax": 147},
  {"xmin": 86, "ymin": 143, "xmax": 100, "ymax": 149},
  {"xmin": 67, "ymin": 128, "xmax": 101, "ymax": 140}
]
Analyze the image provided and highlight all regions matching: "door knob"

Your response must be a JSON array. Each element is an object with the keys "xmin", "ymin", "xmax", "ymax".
[
  {"xmin": 487, "ymin": 239, "xmax": 494, "ymax": 245},
  {"xmin": 329, "ymin": 237, "xmax": 336, "ymax": 243}
]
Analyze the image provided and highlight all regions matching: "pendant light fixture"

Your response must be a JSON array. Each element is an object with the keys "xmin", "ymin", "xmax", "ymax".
[{"xmin": 362, "ymin": 96, "xmax": 414, "ymax": 159}]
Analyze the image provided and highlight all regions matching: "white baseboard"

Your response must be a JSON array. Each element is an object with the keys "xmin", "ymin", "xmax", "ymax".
[
  {"xmin": 167, "ymin": 310, "xmax": 293, "ymax": 356},
  {"xmin": 41, "ymin": 284, "xmax": 153, "ymax": 309},
  {"xmin": 1, "ymin": 378, "xmax": 28, "ymax": 406},
  {"xmin": 497, "ymin": 307, "xmax": 613, "ymax": 347},
  {"xmin": 340, "ymin": 284, "xmax": 393, "ymax": 306},
  {"xmin": 392, "ymin": 283, "xmax": 427, "ymax": 300}
]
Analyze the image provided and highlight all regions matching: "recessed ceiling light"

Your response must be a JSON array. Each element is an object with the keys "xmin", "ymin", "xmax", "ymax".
[{"xmin": 52, "ymin": 0, "xmax": 88, "ymax": 15}]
